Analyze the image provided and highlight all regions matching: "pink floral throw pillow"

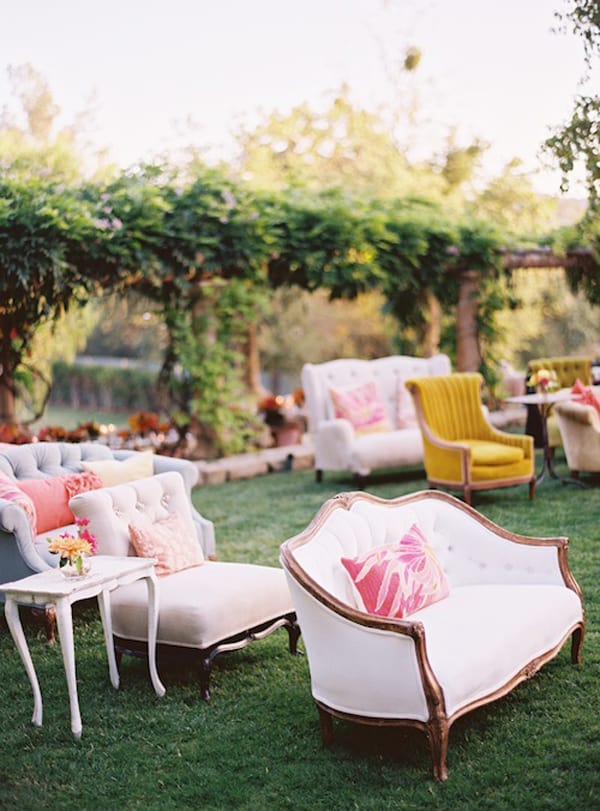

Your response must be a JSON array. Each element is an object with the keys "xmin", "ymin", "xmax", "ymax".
[
  {"xmin": 340, "ymin": 523, "xmax": 449, "ymax": 619},
  {"xmin": 129, "ymin": 511, "xmax": 204, "ymax": 576},
  {"xmin": 0, "ymin": 473, "xmax": 37, "ymax": 537},
  {"xmin": 571, "ymin": 378, "xmax": 600, "ymax": 415},
  {"xmin": 329, "ymin": 381, "xmax": 391, "ymax": 434}
]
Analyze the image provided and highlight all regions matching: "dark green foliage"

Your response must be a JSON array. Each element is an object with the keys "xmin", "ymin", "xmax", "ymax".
[{"xmin": 50, "ymin": 361, "xmax": 162, "ymax": 413}]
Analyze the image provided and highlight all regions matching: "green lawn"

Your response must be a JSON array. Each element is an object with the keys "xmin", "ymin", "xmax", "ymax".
[
  {"xmin": 30, "ymin": 405, "xmax": 129, "ymax": 431},
  {"xmin": 0, "ymin": 456, "xmax": 598, "ymax": 809}
]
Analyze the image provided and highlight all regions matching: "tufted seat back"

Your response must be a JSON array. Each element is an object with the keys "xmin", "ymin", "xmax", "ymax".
[
  {"xmin": 302, "ymin": 354, "xmax": 451, "ymax": 433},
  {"xmin": 527, "ymin": 356, "xmax": 592, "ymax": 389},
  {"xmin": 289, "ymin": 492, "xmax": 565, "ymax": 609},
  {"xmin": 69, "ymin": 471, "xmax": 196, "ymax": 558},
  {"xmin": 0, "ymin": 442, "xmax": 115, "ymax": 481}
]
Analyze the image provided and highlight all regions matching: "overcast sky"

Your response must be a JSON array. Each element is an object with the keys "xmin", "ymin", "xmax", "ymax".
[{"xmin": 0, "ymin": 0, "xmax": 591, "ymax": 195}]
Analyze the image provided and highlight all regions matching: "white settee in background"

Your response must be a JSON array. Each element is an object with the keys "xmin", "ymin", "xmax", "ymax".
[
  {"xmin": 301, "ymin": 354, "xmax": 451, "ymax": 482},
  {"xmin": 280, "ymin": 490, "xmax": 584, "ymax": 780}
]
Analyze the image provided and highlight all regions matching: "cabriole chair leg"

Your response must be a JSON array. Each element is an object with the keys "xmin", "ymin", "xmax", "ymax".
[
  {"xmin": 427, "ymin": 718, "xmax": 449, "ymax": 782},
  {"xmin": 317, "ymin": 705, "xmax": 333, "ymax": 745},
  {"xmin": 571, "ymin": 625, "xmax": 584, "ymax": 664}
]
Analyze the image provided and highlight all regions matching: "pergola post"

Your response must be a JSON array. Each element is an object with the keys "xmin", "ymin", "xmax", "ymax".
[{"xmin": 456, "ymin": 270, "xmax": 481, "ymax": 372}]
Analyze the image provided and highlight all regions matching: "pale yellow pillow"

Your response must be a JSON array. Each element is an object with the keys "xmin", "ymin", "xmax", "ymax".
[{"xmin": 81, "ymin": 452, "xmax": 154, "ymax": 487}]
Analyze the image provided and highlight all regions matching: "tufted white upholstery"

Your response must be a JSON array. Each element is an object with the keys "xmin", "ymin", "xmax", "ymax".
[
  {"xmin": 70, "ymin": 472, "xmax": 297, "ymax": 697},
  {"xmin": 0, "ymin": 442, "xmax": 214, "ymax": 591},
  {"xmin": 302, "ymin": 354, "xmax": 451, "ymax": 478},
  {"xmin": 280, "ymin": 490, "xmax": 584, "ymax": 780}
]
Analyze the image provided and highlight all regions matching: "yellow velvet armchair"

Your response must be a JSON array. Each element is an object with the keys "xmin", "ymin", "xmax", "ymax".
[
  {"xmin": 406, "ymin": 373, "xmax": 536, "ymax": 504},
  {"xmin": 526, "ymin": 356, "xmax": 592, "ymax": 449}
]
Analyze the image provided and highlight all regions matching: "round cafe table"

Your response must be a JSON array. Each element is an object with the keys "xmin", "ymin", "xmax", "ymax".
[{"xmin": 504, "ymin": 388, "xmax": 585, "ymax": 486}]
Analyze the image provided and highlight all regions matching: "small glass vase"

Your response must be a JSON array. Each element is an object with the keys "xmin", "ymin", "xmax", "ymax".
[{"xmin": 60, "ymin": 555, "xmax": 91, "ymax": 579}]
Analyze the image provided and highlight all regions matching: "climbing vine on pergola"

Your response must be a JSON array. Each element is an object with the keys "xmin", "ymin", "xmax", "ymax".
[{"xmin": 0, "ymin": 166, "xmax": 597, "ymax": 437}]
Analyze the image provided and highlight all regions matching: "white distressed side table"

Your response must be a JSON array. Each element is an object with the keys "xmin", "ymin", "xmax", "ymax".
[{"xmin": 0, "ymin": 555, "xmax": 166, "ymax": 739}]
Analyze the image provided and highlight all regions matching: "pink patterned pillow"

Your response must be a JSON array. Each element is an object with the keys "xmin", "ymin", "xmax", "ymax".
[
  {"xmin": 329, "ymin": 381, "xmax": 391, "ymax": 434},
  {"xmin": 340, "ymin": 523, "xmax": 449, "ymax": 619},
  {"xmin": 0, "ymin": 473, "xmax": 37, "ymax": 536},
  {"xmin": 571, "ymin": 379, "xmax": 600, "ymax": 415},
  {"xmin": 63, "ymin": 470, "xmax": 103, "ymax": 500},
  {"xmin": 129, "ymin": 511, "xmax": 204, "ymax": 576}
]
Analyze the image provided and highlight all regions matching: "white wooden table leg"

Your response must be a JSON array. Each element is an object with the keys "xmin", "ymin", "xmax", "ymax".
[
  {"xmin": 54, "ymin": 598, "xmax": 82, "ymax": 739},
  {"xmin": 4, "ymin": 598, "xmax": 43, "ymax": 727},
  {"xmin": 97, "ymin": 588, "xmax": 119, "ymax": 689},
  {"xmin": 144, "ymin": 573, "xmax": 165, "ymax": 697}
]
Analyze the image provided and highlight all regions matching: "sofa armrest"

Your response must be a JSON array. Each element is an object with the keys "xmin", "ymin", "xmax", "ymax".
[
  {"xmin": 0, "ymin": 500, "xmax": 52, "ymax": 586},
  {"xmin": 314, "ymin": 419, "xmax": 355, "ymax": 470},
  {"xmin": 192, "ymin": 511, "xmax": 216, "ymax": 559},
  {"xmin": 555, "ymin": 399, "xmax": 600, "ymax": 428},
  {"xmin": 283, "ymin": 573, "xmax": 432, "ymax": 721}
]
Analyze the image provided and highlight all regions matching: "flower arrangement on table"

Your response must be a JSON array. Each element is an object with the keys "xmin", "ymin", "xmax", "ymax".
[
  {"xmin": 47, "ymin": 518, "xmax": 97, "ymax": 577},
  {"xmin": 527, "ymin": 368, "xmax": 559, "ymax": 394}
]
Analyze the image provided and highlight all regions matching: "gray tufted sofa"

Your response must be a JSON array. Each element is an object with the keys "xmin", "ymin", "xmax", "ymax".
[{"xmin": 0, "ymin": 441, "xmax": 214, "ymax": 596}]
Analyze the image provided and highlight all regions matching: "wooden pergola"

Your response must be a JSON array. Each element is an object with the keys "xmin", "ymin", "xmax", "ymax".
[{"xmin": 454, "ymin": 248, "xmax": 597, "ymax": 371}]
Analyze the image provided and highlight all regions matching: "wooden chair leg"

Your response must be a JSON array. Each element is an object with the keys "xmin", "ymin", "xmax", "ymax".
[
  {"xmin": 317, "ymin": 705, "xmax": 333, "ymax": 745},
  {"xmin": 427, "ymin": 718, "xmax": 449, "ymax": 782},
  {"xmin": 571, "ymin": 625, "xmax": 584, "ymax": 664},
  {"xmin": 529, "ymin": 477, "xmax": 536, "ymax": 500},
  {"xmin": 30, "ymin": 606, "xmax": 56, "ymax": 645},
  {"xmin": 199, "ymin": 656, "xmax": 212, "ymax": 701},
  {"xmin": 285, "ymin": 616, "xmax": 301, "ymax": 655}
]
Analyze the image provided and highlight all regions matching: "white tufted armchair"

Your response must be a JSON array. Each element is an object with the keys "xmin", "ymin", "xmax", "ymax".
[{"xmin": 280, "ymin": 490, "xmax": 584, "ymax": 780}]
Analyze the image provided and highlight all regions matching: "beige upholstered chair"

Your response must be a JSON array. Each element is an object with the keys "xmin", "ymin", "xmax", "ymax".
[
  {"xmin": 280, "ymin": 490, "xmax": 584, "ymax": 780},
  {"xmin": 553, "ymin": 391, "xmax": 600, "ymax": 480},
  {"xmin": 70, "ymin": 472, "xmax": 298, "ymax": 699}
]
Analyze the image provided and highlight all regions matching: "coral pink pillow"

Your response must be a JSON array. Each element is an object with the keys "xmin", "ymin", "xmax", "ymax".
[
  {"xmin": 0, "ymin": 473, "xmax": 37, "ymax": 536},
  {"xmin": 18, "ymin": 472, "xmax": 102, "ymax": 535},
  {"xmin": 63, "ymin": 470, "xmax": 103, "ymax": 499},
  {"xmin": 329, "ymin": 381, "xmax": 391, "ymax": 434},
  {"xmin": 128, "ymin": 512, "xmax": 204, "ymax": 576},
  {"xmin": 341, "ymin": 523, "xmax": 449, "ymax": 619},
  {"xmin": 571, "ymin": 378, "xmax": 600, "ymax": 415}
]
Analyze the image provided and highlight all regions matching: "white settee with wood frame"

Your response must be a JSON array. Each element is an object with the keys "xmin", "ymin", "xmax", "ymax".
[
  {"xmin": 301, "ymin": 354, "xmax": 452, "ymax": 482},
  {"xmin": 280, "ymin": 490, "xmax": 584, "ymax": 780}
]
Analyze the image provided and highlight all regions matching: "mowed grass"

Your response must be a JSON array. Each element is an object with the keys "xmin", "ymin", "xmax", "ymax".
[{"xmin": 0, "ymin": 453, "xmax": 598, "ymax": 810}]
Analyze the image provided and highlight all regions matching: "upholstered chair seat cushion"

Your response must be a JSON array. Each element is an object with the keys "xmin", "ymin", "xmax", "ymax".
[
  {"xmin": 409, "ymin": 584, "xmax": 581, "ymax": 718},
  {"xmin": 457, "ymin": 440, "xmax": 524, "ymax": 466},
  {"xmin": 108, "ymin": 561, "xmax": 294, "ymax": 650},
  {"xmin": 350, "ymin": 429, "xmax": 424, "ymax": 473}
]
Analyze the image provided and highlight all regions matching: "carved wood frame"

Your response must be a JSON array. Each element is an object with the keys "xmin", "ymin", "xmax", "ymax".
[
  {"xmin": 113, "ymin": 611, "xmax": 300, "ymax": 701},
  {"xmin": 280, "ymin": 489, "xmax": 585, "ymax": 780}
]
